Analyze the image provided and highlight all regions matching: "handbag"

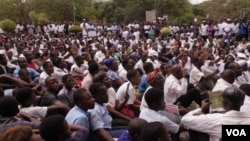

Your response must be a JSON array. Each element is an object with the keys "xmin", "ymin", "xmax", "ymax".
[{"xmin": 120, "ymin": 83, "xmax": 135, "ymax": 118}]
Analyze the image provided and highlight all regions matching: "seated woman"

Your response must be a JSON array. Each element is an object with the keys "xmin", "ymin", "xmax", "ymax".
[{"xmin": 116, "ymin": 69, "xmax": 141, "ymax": 118}]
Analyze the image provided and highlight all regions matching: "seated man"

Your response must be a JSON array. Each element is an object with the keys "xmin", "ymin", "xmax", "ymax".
[
  {"xmin": 65, "ymin": 88, "xmax": 95, "ymax": 130},
  {"xmin": 0, "ymin": 96, "xmax": 39, "ymax": 133},
  {"xmin": 141, "ymin": 121, "xmax": 171, "ymax": 141},
  {"xmin": 139, "ymin": 88, "xmax": 184, "ymax": 141},
  {"xmin": 40, "ymin": 115, "xmax": 89, "ymax": 141},
  {"xmin": 118, "ymin": 118, "xmax": 148, "ymax": 141},
  {"xmin": 181, "ymin": 87, "xmax": 250, "ymax": 141},
  {"xmin": 89, "ymin": 83, "xmax": 126, "ymax": 141},
  {"xmin": 164, "ymin": 65, "xmax": 202, "ymax": 108},
  {"xmin": 15, "ymin": 87, "xmax": 67, "ymax": 119}
]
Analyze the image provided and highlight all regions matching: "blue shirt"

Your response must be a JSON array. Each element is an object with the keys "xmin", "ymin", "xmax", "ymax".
[
  {"xmin": 65, "ymin": 106, "xmax": 90, "ymax": 130},
  {"xmin": 89, "ymin": 102, "xmax": 112, "ymax": 131},
  {"xmin": 138, "ymin": 74, "xmax": 149, "ymax": 95},
  {"xmin": 117, "ymin": 131, "xmax": 134, "ymax": 141},
  {"xmin": 13, "ymin": 68, "xmax": 39, "ymax": 80}
]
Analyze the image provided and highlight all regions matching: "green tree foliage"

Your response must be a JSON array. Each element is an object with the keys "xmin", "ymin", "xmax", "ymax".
[
  {"xmin": 0, "ymin": 19, "xmax": 16, "ymax": 33},
  {"xmin": 69, "ymin": 25, "xmax": 82, "ymax": 33},
  {"xmin": 0, "ymin": 0, "xmax": 249, "ymax": 24}
]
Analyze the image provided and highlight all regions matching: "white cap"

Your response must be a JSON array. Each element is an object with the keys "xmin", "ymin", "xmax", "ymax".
[{"xmin": 148, "ymin": 49, "xmax": 158, "ymax": 57}]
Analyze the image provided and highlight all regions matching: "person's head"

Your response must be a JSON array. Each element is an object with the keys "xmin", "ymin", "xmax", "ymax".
[
  {"xmin": 143, "ymin": 62, "xmax": 154, "ymax": 74},
  {"xmin": 62, "ymin": 74, "xmax": 75, "ymax": 90},
  {"xmin": 43, "ymin": 61, "xmax": 54, "ymax": 75},
  {"xmin": 160, "ymin": 63, "xmax": 172, "ymax": 77},
  {"xmin": 18, "ymin": 57, "xmax": 28, "ymax": 68},
  {"xmin": 0, "ymin": 54, "xmax": 7, "ymax": 66},
  {"xmin": 24, "ymin": 51, "xmax": 34, "ymax": 62},
  {"xmin": 141, "ymin": 122, "xmax": 170, "ymax": 141},
  {"xmin": 193, "ymin": 57, "xmax": 204, "ymax": 68},
  {"xmin": 141, "ymin": 53, "xmax": 148, "ymax": 63},
  {"xmin": 40, "ymin": 115, "xmax": 71, "ymax": 141},
  {"xmin": 226, "ymin": 62, "xmax": 242, "ymax": 77},
  {"xmin": 171, "ymin": 65, "xmax": 183, "ymax": 80},
  {"xmin": 74, "ymin": 55, "xmax": 84, "ymax": 66},
  {"xmin": 0, "ymin": 96, "xmax": 19, "ymax": 117},
  {"xmin": 221, "ymin": 69, "xmax": 235, "ymax": 84},
  {"xmin": 18, "ymin": 68, "xmax": 30, "ymax": 83},
  {"xmin": 128, "ymin": 118, "xmax": 148, "ymax": 141},
  {"xmin": 224, "ymin": 55, "xmax": 235, "ymax": 64},
  {"xmin": 45, "ymin": 76, "xmax": 60, "ymax": 93},
  {"xmin": 0, "ymin": 125, "xmax": 41, "ymax": 141},
  {"xmin": 54, "ymin": 57, "xmax": 67, "ymax": 69},
  {"xmin": 88, "ymin": 61, "xmax": 99, "ymax": 75},
  {"xmin": 93, "ymin": 71, "xmax": 112, "ymax": 88},
  {"xmin": 89, "ymin": 82, "xmax": 108, "ymax": 104},
  {"xmin": 144, "ymin": 88, "xmax": 165, "ymax": 111},
  {"xmin": 122, "ymin": 58, "xmax": 136, "ymax": 71},
  {"xmin": 239, "ymin": 84, "xmax": 250, "ymax": 97},
  {"xmin": 222, "ymin": 87, "xmax": 245, "ymax": 111},
  {"xmin": 146, "ymin": 69, "xmax": 165, "ymax": 90},
  {"xmin": 15, "ymin": 87, "xmax": 35, "ymax": 107},
  {"xmin": 73, "ymin": 88, "xmax": 95, "ymax": 111},
  {"xmin": 127, "ymin": 69, "xmax": 141, "ymax": 86}
]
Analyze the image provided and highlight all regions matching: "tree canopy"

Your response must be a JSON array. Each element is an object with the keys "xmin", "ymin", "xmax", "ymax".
[{"xmin": 0, "ymin": 0, "xmax": 249, "ymax": 24}]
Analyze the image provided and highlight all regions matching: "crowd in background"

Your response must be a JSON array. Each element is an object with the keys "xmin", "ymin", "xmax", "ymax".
[{"xmin": 0, "ymin": 17, "xmax": 250, "ymax": 141}]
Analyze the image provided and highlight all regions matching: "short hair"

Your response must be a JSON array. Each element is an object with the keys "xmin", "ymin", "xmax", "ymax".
[
  {"xmin": 93, "ymin": 71, "xmax": 107, "ymax": 83},
  {"xmin": 128, "ymin": 118, "xmax": 147, "ymax": 137},
  {"xmin": 74, "ymin": 55, "xmax": 83, "ymax": 62},
  {"xmin": 0, "ymin": 96, "xmax": 19, "ymax": 117},
  {"xmin": 0, "ymin": 54, "xmax": 6, "ymax": 60},
  {"xmin": 88, "ymin": 62, "xmax": 99, "ymax": 74},
  {"xmin": 0, "ymin": 125, "xmax": 33, "ymax": 141},
  {"xmin": 144, "ymin": 88, "xmax": 164, "ymax": 107},
  {"xmin": 222, "ymin": 87, "xmax": 245, "ymax": 109},
  {"xmin": 143, "ymin": 62, "xmax": 154, "ymax": 74},
  {"xmin": 89, "ymin": 82, "xmax": 105, "ymax": 97},
  {"xmin": 73, "ymin": 88, "xmax": 88, "ymax": 103},
  {"xmin": 18, "ymin": 68, "xmax": 29, "ymax": 76},
  {"xmin": 141, "ymin": 122, "xmax": 168, "ymax": 141},
  {"xmin": 39, "ymin": 115, "xmax": 67, "ymax": 141},
  {"xmin": 15, "ymin": 87, "xmax": 33, "ymax": 105},
  {"xmin": 127, "ymin": 69, "xmax": 139, "ymax": 81},
  {"xmin": 239, "ymin": 84, "xmax": 250, "ymax": 96},
  {"xmin": 42, "ymin": 61, "xmax": 53, "ymax": 69},
  {"xmin": 62, "ymin": 74, "xmax": 73, "ymax": 83}
]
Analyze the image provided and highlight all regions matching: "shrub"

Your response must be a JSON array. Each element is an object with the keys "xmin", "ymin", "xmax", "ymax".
[
  {"xmin": 160, "ymin": 27, "xmax": 171, "ymax": 35},
  {"xmin": 69, "ymin": 25, "xmax": 82, "ymax": 33},
  {"xmin": 0, "ymin": 19, "xmax": 16, "ymax": 33}
]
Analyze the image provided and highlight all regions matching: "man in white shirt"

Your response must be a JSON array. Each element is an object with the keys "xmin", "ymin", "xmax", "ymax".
[
  {"xmin": 139, "ymin": 88, "xmax": 184, "ymax": 140},
  {"xmin": 182, "ymin": 87, "xmax": 250, "ymax": 141},
  {"xmin": 164, "ymin": 65, "xmax": 202, "ymax": 108},
  {"xmin": 212, "ymin": 69, "xmax": 235, "ymax": 92},
  {"xmin": 239, "ymin": 84, "xmax": 250, "ymax": 114}
]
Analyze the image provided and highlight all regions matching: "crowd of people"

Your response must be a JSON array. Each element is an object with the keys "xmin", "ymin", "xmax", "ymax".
[{"xmin": 0, "ymin": 17, "xmax": 250, "ymax": 141}]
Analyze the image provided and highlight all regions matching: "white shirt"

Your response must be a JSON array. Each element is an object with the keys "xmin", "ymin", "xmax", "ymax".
[
  {"xmin": 190, "ymin": 66, "xmax": 204, "ymax": 87},
  {"xmin": 146, "ymin": 58, "xmax": 161, "ymax": 69},
  {"xmin": 116, "ymin": 82, "xmax": 136, "ymax": 105},
  {"xmin": 53, "ymin": 67, "xmax": 68, "ymax": 82},
  {"xmin": 134, "ymin": 59, "xmax": 145, "ymax": 74},
  {"xmin": 20, "ymin": 106, "xmax": 48, "ymax": 119},
  {"xmin": 164, "ymin": 74, "xmax": 188, "ymax": 104},
  {"xmin": 240, "ymin": 95, "xmax": 250, "ymax": 114},
  {"xmin": 139, "ymin": 108, "xmax": 179, "ymax": 134},
  {"xmin": 140, "ymin": 86, "xmax": 152, "ymax": 111},
  {"xmin": 182, "ymin": 109, "xmax": 250, "ymax": 141},
  {"xmin": 106, "ymin": 87, "xmax": 117, "ymax": 108},
  {"xmin": 212, "ymin": 78, "xmax": 233, "ymax": 92},
  {"xmin": 39, "ymin": 71, "xmax": 54, "ymax": 89}
]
